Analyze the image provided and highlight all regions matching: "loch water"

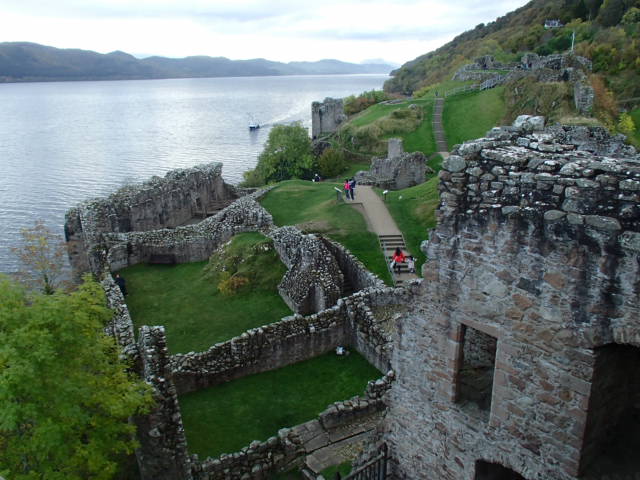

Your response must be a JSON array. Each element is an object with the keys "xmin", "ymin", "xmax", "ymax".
[{"xmin": 0, "ymin": 74, "xmax": 387, "ymax": 273}]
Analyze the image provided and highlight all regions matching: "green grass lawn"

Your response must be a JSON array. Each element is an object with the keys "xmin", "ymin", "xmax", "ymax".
[
  {"xmin": 179, "ymin": 351, "xmax": 381, "ymax": 459},
  {"xmin": 349, "ymin": 98, "xmax": 430, "ymax": 127},
  {"xmin": 120, "ymin": 233, "xmax": 292, "ymax": 354},
  {"xmin": 443, "ymin": 86, "xmax": 506, "ymax": 149},
  {"xmin": 378, "ymin": 176, "xmax": 440, "ymax": 274},
  {"xmin": 400, "ymin": 100, "xmax": 436, "ymax": 155},
  {"xmin": 260, "ymin": 180, "xmax": 393, "ymax": 285}
]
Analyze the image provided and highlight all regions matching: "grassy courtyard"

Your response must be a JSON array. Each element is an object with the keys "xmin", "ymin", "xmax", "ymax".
[
  {"xmin": 260, "ymin": 180, "xmax": 393, "ymax": 285},
  {"xmin": 120, "ymin": 233, "xmax": 291, "ymax": 354},
  {"xmin": 179, "ymin": 350, "xmax": 381, "ymax": 459}
]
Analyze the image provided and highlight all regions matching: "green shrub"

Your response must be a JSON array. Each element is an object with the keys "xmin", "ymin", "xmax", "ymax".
[
  {"xmin": 218, "ymin": 273, "xmax": 250, "ymax": 296},
  {"xmin": 344, "ymin": 90, "xmax": 390, "ymax": 115},
  {"xmin": 317, "ymin": 148, "xmax": 346, "ymax": 178},
  {"xmin": 241, "ymin": 168, "xmax": 266, "ymax": 188}
]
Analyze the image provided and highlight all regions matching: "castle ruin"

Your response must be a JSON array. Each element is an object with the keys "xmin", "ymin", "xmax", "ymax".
[
  {"xmin": 64, "ymin": 116, "xmax": 640, "ymax": 479},
  {"xmin": 311, "ymin": 97, "xmax": 347, "ymax": 140}
]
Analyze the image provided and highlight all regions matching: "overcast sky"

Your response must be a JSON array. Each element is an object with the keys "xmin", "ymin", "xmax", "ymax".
[{"xmin": 1, "ymin": 0, "xmax": 530, "ymax": 65}]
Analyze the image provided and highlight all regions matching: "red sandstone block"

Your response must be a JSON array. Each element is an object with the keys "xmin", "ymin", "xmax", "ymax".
[{"xmin": 543, "ymin": 272, "xmax": 566, "ymax": 289}]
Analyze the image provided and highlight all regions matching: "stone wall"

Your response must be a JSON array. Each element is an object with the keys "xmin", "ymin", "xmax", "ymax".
[
  {"xmin": 101, "ymin": 274, "xmax": 140, "ymax": 366},
  {"xmin": 382, "ymin": 117, "xmax": 640, "ymax": 479},
  {"xmin": 311, "ymin": 97, "xmax": 347, "ymax": 140},
  {"xmin": 134, "ymin": 317, "xmax": 395, "ymax": 480},
  {"xmin": 65, "ymin": 163, "xmax": 239, "ymax": 276},
  {"xmin": 269, "ymin": 227, "xmax": 343, "ymax": 315},
  {"xmin": 320, "ymin": 236, "xmax": 386, "ymax": 294},
  {"xmin": 136, "ymin": 326, "xmax": 192, "ymax": 480},
  {"xmin": 355, "ymin": 138, "xmax": 429, "ymax": 190},
  {"xmin": 103, "ymin": 192, "xmax": 273, "ymax": 272},
  {"xmin": 169, "ymin": 286, "xmax": 398, "ymax": 394},
  {"xmin": 450, "ymin": 53, "xmax": 594, "ymax": 115},
  {"xmin": 169, "ymin": 305, "xmax": 350, "ymax": 395}
]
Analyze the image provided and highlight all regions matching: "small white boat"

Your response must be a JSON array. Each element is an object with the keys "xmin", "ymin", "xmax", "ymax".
[{"xmin": 248, "ymin": 115, "xmax": 260, "ymax": 130}]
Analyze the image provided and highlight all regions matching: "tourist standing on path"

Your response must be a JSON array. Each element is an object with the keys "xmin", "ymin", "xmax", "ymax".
[
  {"xmin": 344, "ymin": 179, "xmax": 352, "ymax": 200},
  {"xmin": 349, "ymin": 178, "xmax": 356, "ymax": 199}
]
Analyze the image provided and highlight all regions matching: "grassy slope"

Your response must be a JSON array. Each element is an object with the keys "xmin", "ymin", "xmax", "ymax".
[
  {"xmin": 443, "ymin": 86, "xmax": 506, "ymax": 149},
  {"xmin": 179, "ymin": 351, "xmax": 381, "ymax": 458},
  {"xmin": 379, "ymin": 176, "xmax": 440, "ymax": 275},
  {"xmin": 347, "ymin": 98, "xmax": 437, "ymax": 156},
  {"xmin": 260, "ymin": 180, "xmax": 392, "ymax": 285},
  {"xmin": 121, "ymin": 234, "xmax": 291, "ymax": 354}
]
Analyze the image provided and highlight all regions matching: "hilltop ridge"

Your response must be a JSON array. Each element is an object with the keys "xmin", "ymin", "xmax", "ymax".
[
  {"xmin": 385, "ymin": 0, "xmax": 640, "ymax": 102},
  {"xmin": 0, "ymin": 42, "xmax": 393, "ymax": 83}
]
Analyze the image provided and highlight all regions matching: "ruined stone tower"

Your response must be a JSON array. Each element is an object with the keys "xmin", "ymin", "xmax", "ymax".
[
  {"xmin": 383, "ymin": 117, "xmax": 640, "ymax": 479},
  {"xmin": 311, "ymin": 97, "xmax": 347, "ymax": 140}
]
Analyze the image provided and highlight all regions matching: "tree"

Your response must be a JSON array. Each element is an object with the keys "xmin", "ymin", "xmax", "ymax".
[
  {"xmin": 0, "ymin": 276, "xmax": 152, "ymax": 480},
  {"xmin": 618, "ymin": 112, "xmax": 636, "ymax": 136},
  {"xmin": 597, "ymin": 0, "xmax": 627, "ymax": 25},
  {"xmin": 11, "ymin": 220, "xmax": 67, "ymax": 294},
  {"xmin": 317, "ymin": 147, "xmax": 347, "ymax": 178},
  {"xmin": 253, "ymin": 123, "xmax": 313, "ymax": 184}
]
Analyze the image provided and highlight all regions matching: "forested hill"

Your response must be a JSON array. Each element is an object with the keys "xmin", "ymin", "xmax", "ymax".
[
  {"xmin": 0, "ymin": 42, "xmax": 393, "ymax": 83},
  {"xmin": 385, "ymin": 0, "xmax": 640, "ymax": 100}
]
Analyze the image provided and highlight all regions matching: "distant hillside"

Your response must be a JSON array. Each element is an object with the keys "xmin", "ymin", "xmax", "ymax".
[
  {"xmin": 385, "ymin": 0, "xmax": 640, "ymax": 100},
  {"xmin": 0, "ymin": 42, "xmax": 393, "ymax": 83}
]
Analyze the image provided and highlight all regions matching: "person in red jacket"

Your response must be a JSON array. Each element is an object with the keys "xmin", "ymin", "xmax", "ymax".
[{"xmin": 390, "ymin": 247, "xmax": 406, "ymax": 273}]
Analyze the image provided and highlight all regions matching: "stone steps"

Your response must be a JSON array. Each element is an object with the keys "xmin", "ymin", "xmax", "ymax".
[{"xmin": 378, "ymin": 234, "xmax": 417, "ymax": 286}]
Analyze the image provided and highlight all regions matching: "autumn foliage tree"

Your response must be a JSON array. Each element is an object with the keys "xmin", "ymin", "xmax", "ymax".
[
  {"xmin": 0, "ymin": 276, "xmax": 152, "ymax": 479},
  {"xmin": 11, "ymin": 220, "xmax": 67, "ymax": 294}
]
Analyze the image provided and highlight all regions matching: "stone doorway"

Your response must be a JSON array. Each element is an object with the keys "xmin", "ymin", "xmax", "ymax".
[
  {"xmin": 475, "ymin": 460, "xmax": 525, "ymax": 479},
  {"xmin": 580, "ymin": 344, "xmax": 640, "ymax": 478},
  {"xmin": 456, "ymin": 325, "xmax": 497, "ymax": 421}
]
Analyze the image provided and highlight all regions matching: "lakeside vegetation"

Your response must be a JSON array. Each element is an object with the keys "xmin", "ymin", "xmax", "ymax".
[
  {"xmin": 121, "ymin": 233, "xmax": 291, "ymax": 354},
  {"xmin": 179, "ymin": 350, "xmax": 381, "ymax": 458}
]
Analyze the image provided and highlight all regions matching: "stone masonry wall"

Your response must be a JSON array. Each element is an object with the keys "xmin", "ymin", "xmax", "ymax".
[
  {"xmin": 169, "ymin": 304, "xmax": 350, "ymax": 395},
  {"xmin": 320, "ymin": 236, "xmax": 386, "ymax": 293},
  {"xmin": 65, "ymin": 163, "xmax": 238, "ymax": 276},
  {"xmin": 268, "ymin": 227, "xmax": 343, "ymax": 315},
  {"xmin": 383, "ymin": 117, "xmax": 640, "ymax": 480},
  {"xmin": 136, "ymin": 326, "xmax": 192, "ymax": 480},
  {"xmin": 169, "ymin": 286, "xmax": 399, "ymax": 394},
  {"xmin": 103, "ymin": 192, "xmax": 272, "ymax": 272}
]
